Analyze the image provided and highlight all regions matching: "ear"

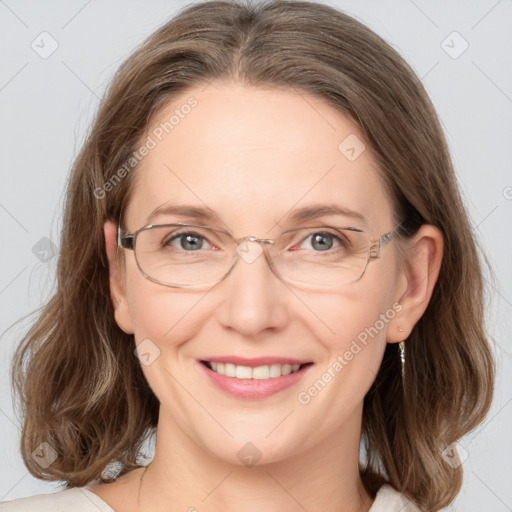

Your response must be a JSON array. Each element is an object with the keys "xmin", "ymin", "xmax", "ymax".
[
  {"xmin": 387, "ymin": 224, "xmax": 443, "ymax": 343},
  {"xmin": 104, "ymin": 220, "xmax": 134, "ymax": 334}
]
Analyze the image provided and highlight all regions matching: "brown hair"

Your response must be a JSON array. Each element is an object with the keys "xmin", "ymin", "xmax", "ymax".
[{"xmin": 9, "ymin": 1, "xmax": 494, "ymax": 510}]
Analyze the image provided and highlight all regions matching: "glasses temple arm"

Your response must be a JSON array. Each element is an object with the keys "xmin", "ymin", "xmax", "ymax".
[{"xmin": 117, "ymin": 224, "xmax": 135, "ymax": 250}]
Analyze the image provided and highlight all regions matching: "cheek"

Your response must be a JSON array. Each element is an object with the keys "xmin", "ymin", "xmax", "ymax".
[
  {"xmin": 121, "ymin": 252, "xmax": 204, "ymax": 340},
  {"xmin": 125, "ymin": 283, "xmax": 213, "ymax": 402},
  {"xmin": 297, "ymin": 276, "xmax": 399, "ymax": 353},
  {"xmin": 127, "ymin": 283, "xmax": 208, "ymax": 344},
  {"xmin": 297, "ymin": 273, "xmax": 400, "ymax": 393},
  {"xmin": 293, "ymin": 289, "xmax": 397, "ymax": 422}
]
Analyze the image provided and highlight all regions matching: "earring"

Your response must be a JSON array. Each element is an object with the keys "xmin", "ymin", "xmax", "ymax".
[
  {"xmin": 397, "ymin": 318, "xmax": 405, "ymax": 377},
  {"xmin": 398, "ymin": 341, "xmax": 405, "ymax": 377}
]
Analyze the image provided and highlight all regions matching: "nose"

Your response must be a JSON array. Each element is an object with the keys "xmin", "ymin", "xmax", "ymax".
[{"xmin": 214, "ymin": 239, "xmax": 288, "ymax": 337}]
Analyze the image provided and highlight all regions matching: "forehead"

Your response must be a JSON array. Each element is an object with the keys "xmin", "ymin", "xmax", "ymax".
[{"xmin": 125, "ymin": 83, "xmax": 394, "ymax": 235}]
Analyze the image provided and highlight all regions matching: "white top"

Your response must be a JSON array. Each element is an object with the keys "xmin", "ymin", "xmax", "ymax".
[{"xmin": 0, "ymin": 484, "xmax": 421, "ymax": 511}]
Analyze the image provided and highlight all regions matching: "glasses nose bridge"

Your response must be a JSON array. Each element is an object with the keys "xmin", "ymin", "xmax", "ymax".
[
  {"xmin": 232, "ymin": 235, "xmax": 275, "ymax": 260},
  {"xmin": 233, "ymin": 234, "xmax": 275, "ymax": 259},
  {"xmin": 227, "ymin": 235, "xmax": 276, "ymax": 276},
  {"xmin": 236, "ymin": 235, "xmax": 275, "ymax": 247}
]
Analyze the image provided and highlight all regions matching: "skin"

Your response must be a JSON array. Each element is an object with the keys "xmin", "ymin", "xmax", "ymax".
[{"xmin": 88, "ymin": 83, "xmax": 443, "ymax": 512}]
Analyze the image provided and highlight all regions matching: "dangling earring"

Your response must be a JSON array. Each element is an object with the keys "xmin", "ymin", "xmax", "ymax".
[
  {"xmin": 397, "ymin": 327, "xmax": 405, "ymax": 377},
  {"xmin": 398, "ymin": 339, "xmax": 405, "ymax": 377}
]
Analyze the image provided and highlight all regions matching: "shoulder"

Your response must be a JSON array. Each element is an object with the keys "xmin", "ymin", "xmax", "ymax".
[
  {"xmin": 0, "ymin": 487, "xmax": 114, "ymax": 512},
  {"xmin": 370, "ymin": 484, "xmax": 423, "ymax": 512}
]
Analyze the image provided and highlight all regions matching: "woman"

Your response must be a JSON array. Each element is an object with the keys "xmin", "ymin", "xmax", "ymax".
[{"xmin": 3, "ymin": 0, "xmax": 494, "ymax": 511}]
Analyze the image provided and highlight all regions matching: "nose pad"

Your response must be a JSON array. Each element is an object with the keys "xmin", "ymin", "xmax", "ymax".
[{"xmin": 235, "ymin": 239, "xmax": 264, "ymax": 265}]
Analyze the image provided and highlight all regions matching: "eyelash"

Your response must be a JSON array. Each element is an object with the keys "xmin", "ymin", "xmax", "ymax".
[{"xmin": 163, "ymin": 230, "xmax": 350, "ymax": 252}]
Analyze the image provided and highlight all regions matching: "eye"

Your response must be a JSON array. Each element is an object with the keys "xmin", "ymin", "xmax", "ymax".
[
  {"xmin": 164, "ymin": 230, "xmax": 214, "ymax": 251},
  {"xmin": 298, "ymin": 231, "xmax": 349, "ymax": 252}
]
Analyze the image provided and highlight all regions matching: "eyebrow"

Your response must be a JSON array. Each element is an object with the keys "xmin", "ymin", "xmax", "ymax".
[
  {"xmin": 146, "ymin": 204, "xmax": 221, "ymax": 225},
  {"xmin": 145, "ymin": 202, "xmax": 367, "ymax": 228},
  {"xmin": 285, "ymin": 204, "xmax": 367, "ymax": 225}
]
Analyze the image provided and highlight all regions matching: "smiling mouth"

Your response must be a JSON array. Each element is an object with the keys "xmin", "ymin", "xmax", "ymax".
[{"xmin": 201, "ymin": 360, "xmax": 313, "ymax": 380}]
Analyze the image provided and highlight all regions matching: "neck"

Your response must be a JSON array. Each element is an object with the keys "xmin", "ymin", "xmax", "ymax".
[{"xmin": 139, "ymin": 404, "xmax": 373, "ymax": 512}]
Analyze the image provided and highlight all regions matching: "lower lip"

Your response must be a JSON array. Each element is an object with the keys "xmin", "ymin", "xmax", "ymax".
[{"xmin": 197, "ymin": 361, "xmax": 314, "ymax": 400}]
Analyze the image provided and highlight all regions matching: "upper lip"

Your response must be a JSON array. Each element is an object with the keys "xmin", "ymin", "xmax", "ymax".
[{"xmin": 200, "ymin": 356, "xmax": 313, "ymax": 367}]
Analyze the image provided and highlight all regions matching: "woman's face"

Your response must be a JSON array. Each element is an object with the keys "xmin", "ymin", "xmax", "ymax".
[{"xmin": 111, "ymin": 83, "xmax": 407, "ymax": 465}]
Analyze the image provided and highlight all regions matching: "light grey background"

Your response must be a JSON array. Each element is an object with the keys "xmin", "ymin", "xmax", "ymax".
[{"xmin": 1, "ymin": 0, "xmax": 511, "ymax": 510}]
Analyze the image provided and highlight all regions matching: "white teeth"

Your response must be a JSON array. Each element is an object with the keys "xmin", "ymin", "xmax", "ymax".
[
  {"xmin": 207, "ymin": 362, "xmax": 304, "ymax": 379},
  {"xmin": 253, "ymin": 365, "xmax": 270, "ymax": 379},
  {"xmin": 225, "ymin": 363, "xmax": 236, "ymax": 377},
  {"xmin": 235, "ymin": 365, "xmax": 252, "ymax": 379}
]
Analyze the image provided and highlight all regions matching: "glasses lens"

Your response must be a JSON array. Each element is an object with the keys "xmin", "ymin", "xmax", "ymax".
[
  {"xmin": 134, "ymin": 225, "xmax": 372, "ymax": 289},
  {"xmin": 135, "ymin": 225, "xmax": 233, "ymax": 287},
  {"xmin": 272, "ymin": 227, "xmax": 371, "ymax": 288}
]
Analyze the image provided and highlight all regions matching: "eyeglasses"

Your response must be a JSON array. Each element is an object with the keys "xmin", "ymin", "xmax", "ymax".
[{"xmin": 117, "ymin": 222, "xmax": 401, "ymax": 290}]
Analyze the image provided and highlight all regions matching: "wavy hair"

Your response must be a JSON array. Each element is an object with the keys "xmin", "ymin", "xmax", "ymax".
[{"xmin": 10, "ymin": 1, "xmax": 494, "ymax": 510}]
